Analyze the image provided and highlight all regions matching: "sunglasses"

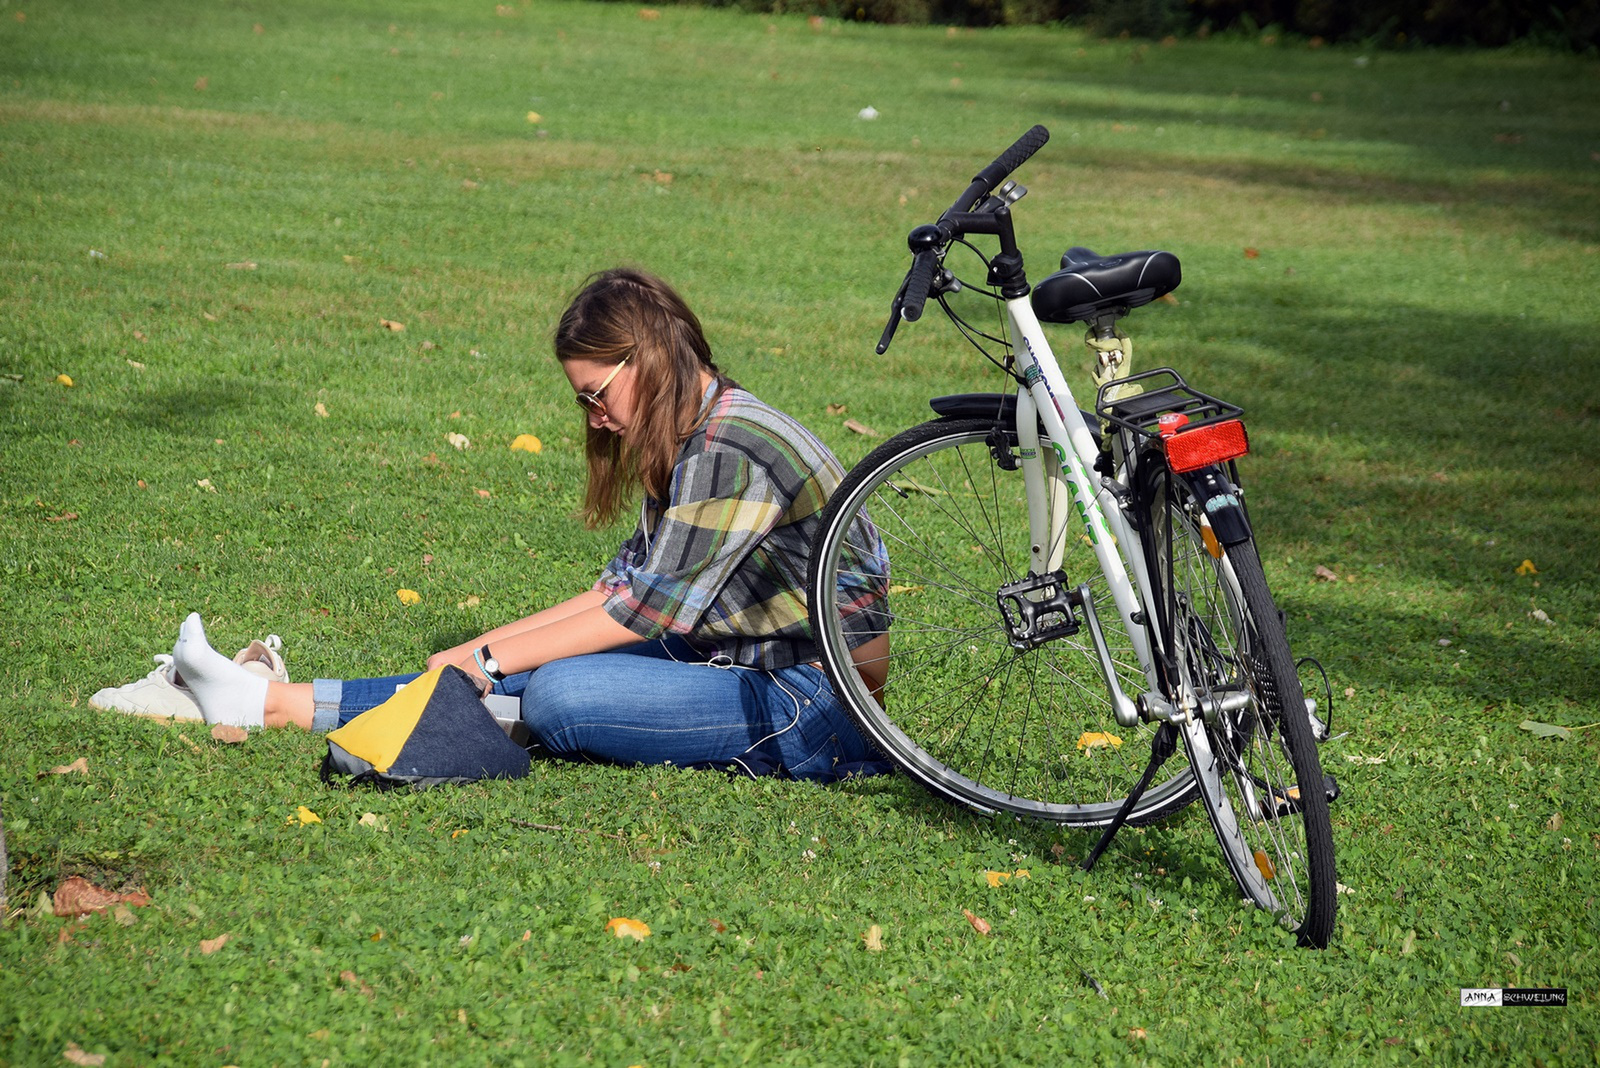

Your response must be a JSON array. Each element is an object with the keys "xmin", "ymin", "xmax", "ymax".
[{"xmin": 573, "ymin": 356, "xmax": 631, "ymax": 419}]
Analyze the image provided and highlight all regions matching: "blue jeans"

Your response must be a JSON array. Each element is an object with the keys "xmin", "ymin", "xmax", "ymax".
[{"xmin": 311, "ymin": 638, "xmax": 884, "ymax": 781}]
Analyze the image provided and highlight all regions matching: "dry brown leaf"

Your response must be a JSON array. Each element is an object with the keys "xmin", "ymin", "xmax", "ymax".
[
  {"xmin": 474, "ymin": 488, "xmax": 491, "ymax": 498},
  {"xmin": 193, "ymin": 76, "xmax": 209, "ymax": 91},
  {"xmin": 53, "ymin": 877, "xmax": 120, "ymax": 917},
  {"xmin": 639, "ymin": 7, "xmax": 661, "ymax": 19},
  {"xmin": 45, "ymin": 512, "xmax": 79, "ymax": 523},
  {"xmin": 62, "ymin": 1043, "xmax": 106, "ymax": 1067},
  {"xmin": 1313, "ymin": 565, "xmax": 1339, "ymax": 582},
  {"xmin": 380, "ymin": 318, "xmax": 406, "ymax": 332},
  {"xmin": 199, "ymin": 933, "xmax": 230, "ymax": 955},
  {"xmin": 708, "ymin": 917, "xmax": 727, "ymax": 933},
  {"xmin": 314, "ymin": 402, "xmax": 330, "ymax": 418},
  {"xmin": 962, "ymin": 908, "xmax": 992, "ymax": 935},
  {"xmin": 45, "ymin": 756, "xmax": 89, "ymax": 777},
  {"xmin": 826, "ymin": 403, "xmax": 847, "ymax": 415},
  {"xmin": 210, "ymin": 724, "xmax": 248, "ymax": 744},
  {"xmin": 340, "ymin": 969, "xmax": 376, "ymax": 1000},
  {"xmin": 1157, "ymin": 293, "xmax": 1179, "ymax": 305},
  {"xmin": 1129, "ymin": 1027, "xmax": 1149, "ymax": 1040},
  {"xmin": 844, "ymin": 419, "xmax": 879, "ymax": 437},
  {"xmin": 863, "ymin": 924, "xmax": 885, "ymax": 952},
  {"xmin": 52, "ymin": 876, "xmax": 150, "ymax": 917},
  {"xmin": 1243, "ymin": 247, "xmax": 1260, "ymax": 259}
]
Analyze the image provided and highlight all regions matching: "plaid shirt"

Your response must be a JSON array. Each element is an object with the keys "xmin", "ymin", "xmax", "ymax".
[{"xmin": 594, "ymin": 387, "xmax": 885, "ymax": 670}]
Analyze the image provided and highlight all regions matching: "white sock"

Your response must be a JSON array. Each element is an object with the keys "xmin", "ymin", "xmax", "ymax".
[{"xmin": 172, "ymin": 613, "xmax": 267, "ymax": 729}]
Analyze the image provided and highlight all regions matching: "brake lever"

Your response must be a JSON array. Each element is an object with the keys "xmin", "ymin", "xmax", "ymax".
[{"xmin": 876, "ymin": 273, "xmax": 911, "ymax": 354}]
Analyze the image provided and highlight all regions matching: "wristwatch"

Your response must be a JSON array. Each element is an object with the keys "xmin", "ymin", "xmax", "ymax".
[{"xmin": 476, "ymin": 644, "xmax": 506, "ymax": 682}]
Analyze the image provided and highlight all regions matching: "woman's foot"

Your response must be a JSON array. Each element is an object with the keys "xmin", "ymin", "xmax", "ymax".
[{"xmin": 171, "ymin": 613, "xmax": 269, "ymax": 728}]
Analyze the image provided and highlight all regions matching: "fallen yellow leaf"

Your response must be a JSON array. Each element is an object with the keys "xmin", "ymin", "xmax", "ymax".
[
  {"xmin": 606, "ymin": 917, "xmax": 652, "ymax": 941},
  {"xmin": 985, "ymin": 870, "xmax": 1011, "ymax": 888},
  {"xmin": 1516, "ymin": 559, "xmax": 1539, "ymax": 576},
  {"xmin": 526, "ymin": 111, "xmax": 542, "ymax": 123},
  {"xmin": 56, "ymin": 374, "xmax": 75, "ymax": 387},
  {"xmin": 862, "ymin": 924, "xmax": 885, "ymax": 952},
  {"xmin": 396, "ymin": 588, "xmax": 421, "ymax": 606},
  {"xmin": 1076, "ymin": 731, "xmax": 1123, "ymax": 751},
  {"xmin": 451, "ymin": 828, "xmax": 468, "ymax": 839},
  {"xmin": 61, "ymin": 1043, "xmax": 105, "ymax": 1067},
  {"xmin": 457, "ymin": 595, "xmax": 482, "ymax": 609},
  {"xmin": 295, "ymin": 805, "xmax": 322, "ymax": 825},
  {"xmin": 510, "ymin": 433, "xmax": 543, "ymax": 454},
  {"xmin": 314, "ymin": 402, "xmax": 330, "ymax": 418}
]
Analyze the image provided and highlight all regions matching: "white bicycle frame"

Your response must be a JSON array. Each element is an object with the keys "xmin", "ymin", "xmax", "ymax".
[{"xmin": 1001, "ymin": 293, "xmax": 1164, "ymax": 727}]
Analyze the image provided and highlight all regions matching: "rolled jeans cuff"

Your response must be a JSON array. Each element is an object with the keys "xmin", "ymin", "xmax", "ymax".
[{"xmin": 311, "ymin": 678, "xmax": 343, "ymax": 733}]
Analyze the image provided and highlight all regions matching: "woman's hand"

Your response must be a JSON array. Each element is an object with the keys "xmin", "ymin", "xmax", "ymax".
[{"xmin": 426, "ymin": 643, "xmax": 476, "ymax": 674}]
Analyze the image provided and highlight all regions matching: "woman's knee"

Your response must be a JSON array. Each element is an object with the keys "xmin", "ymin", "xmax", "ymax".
[{"xmin": 519, "ymin": 660, "xmax": 592, "ymax": 752}]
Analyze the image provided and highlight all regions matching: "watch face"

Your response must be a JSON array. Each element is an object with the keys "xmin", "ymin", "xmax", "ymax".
[{"xmin": 485, "ymin": 658, "xmax": 500, "ymax": 675}]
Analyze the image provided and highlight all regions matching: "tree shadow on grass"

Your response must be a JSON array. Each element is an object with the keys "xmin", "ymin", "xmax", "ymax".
[{"xmin": 1176, "ymin": 280, "xmax": 1600, "ymax": 708}]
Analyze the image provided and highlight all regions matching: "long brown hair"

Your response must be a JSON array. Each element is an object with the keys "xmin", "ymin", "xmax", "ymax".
[{"xmin": 555, "ymin": 268, "xmax": 735, "ymax": 527}]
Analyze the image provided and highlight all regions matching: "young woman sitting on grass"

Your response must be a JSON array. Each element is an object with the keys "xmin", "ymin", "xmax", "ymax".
[{"xmin": 160, "ymin": 267, "xmax": 890, "ymax": 781}]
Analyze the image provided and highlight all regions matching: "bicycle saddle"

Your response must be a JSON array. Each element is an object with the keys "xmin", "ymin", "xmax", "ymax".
[{"xmin": 1031, "ymin": 247, "xmax": 1182, "ymax": 324}]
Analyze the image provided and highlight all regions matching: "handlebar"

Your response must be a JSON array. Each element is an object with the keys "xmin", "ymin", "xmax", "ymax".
[
  {"xmin": 876, "ymin": 125, "xmax": 1050, "ymax": 354},
  {"xmin": 953, "ymin": 123, "xmax": 1051, "ymax": 218}
]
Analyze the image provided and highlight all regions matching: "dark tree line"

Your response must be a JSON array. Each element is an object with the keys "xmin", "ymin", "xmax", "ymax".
[{"xmin": 625, "ymin": 1, "xmax": 1600, "ymax": 50}]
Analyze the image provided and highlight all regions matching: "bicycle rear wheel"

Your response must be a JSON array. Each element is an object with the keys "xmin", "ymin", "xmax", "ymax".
[
  {"xmin": 808, "ymin": 417, "xmax": 1196, "ymax": 826},
  {"xmin": 1150, "ymin": 469, "xmax": 1337, "ymax": 946}
]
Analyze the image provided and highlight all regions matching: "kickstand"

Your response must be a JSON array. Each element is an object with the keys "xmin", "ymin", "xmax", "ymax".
[{"xmin": 1082, "ymin": 721, "xmax": 1179, "ymax": 873}]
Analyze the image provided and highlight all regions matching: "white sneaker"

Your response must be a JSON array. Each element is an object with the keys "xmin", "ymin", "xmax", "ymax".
[{"xmin": 90, "ymin": 635, "xmax": 289, "ymax": 721}]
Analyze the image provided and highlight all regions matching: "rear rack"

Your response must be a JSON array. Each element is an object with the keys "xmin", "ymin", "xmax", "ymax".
[{"xmin": 1094, "ymin": 368, "xmax": 1244, "ymax": 441}]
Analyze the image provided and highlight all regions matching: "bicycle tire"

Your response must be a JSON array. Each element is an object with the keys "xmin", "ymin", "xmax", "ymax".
[
  {"xmin": 1148, "ymin": 469, "xmax": 1337, "ymax": 946},
  {"xmin": 808, "ymin": 417, "xmax": 1197, "ymax": 826}
]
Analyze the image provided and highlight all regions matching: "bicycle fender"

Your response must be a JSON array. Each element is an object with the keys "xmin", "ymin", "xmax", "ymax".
[{"xmin": 1181, "ymin": 466, "xmax": 1251, "ymax": 545}]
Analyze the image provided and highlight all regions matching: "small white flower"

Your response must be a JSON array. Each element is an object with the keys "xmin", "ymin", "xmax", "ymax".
[{"xmin": 857, "ymin": 106, "xmax": 879, "ymax": 120}]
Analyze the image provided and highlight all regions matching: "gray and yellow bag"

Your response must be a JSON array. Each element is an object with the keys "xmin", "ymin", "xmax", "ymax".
[{"xmin": 320, "ymin": 665, "xmax": 530, "ymax": 788}]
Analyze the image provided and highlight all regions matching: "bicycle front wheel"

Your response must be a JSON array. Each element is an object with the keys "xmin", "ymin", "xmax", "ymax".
[
  {"xmin": 808, "ymin": 417, "xmax": 1196, "ymax": 826},
  {"xmin": 1151, "ymin": 470, "xmax": 1337, "ymax": 946}
]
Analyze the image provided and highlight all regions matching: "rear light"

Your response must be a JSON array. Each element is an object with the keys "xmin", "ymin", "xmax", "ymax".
[{"xmin": 1164, "ymin": 419, "xmax": 1249, "ymax": 473}]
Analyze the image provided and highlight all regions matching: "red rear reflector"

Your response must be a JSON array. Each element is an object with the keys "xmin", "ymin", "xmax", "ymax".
[{"xmin": 1164, "ymin": 419, "xmax": 1249, "ymax": 473}]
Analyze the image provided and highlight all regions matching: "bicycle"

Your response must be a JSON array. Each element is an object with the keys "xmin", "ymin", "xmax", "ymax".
[{"xmin": 807, "ymin": 126, "xmax": 1339, "ymax": 948}]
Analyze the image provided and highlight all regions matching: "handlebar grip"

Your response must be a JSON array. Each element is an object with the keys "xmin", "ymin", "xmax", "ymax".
[
  {"xmin": 900, "ymin": 249, "xmax": 939, "ymax": 323},
  {"xmin": 972, "ymin": 124, "xmax": 1050, "ymax": 197}
]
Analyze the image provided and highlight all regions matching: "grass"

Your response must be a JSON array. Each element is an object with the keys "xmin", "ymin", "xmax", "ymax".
[{"xmin": 2, "ymin": 0, "xmax": 1598, "ymax": 1062}]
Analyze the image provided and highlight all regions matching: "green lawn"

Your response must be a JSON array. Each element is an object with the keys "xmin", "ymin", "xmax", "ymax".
[{"xmin": 2, "ymin": 1, "xmax": 1598, "ymax": 1063}]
